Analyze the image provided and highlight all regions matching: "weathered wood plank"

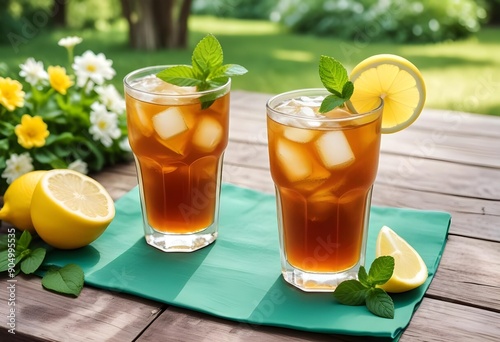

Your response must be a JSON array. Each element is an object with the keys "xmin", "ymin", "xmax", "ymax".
[
  {"xmin": 427, "ymin": 235, "xmax": 500, "ymax": 311},
  {"xmin": 223, "ymin": 139, "xmax": 500, "ymax": 201},
  {"xmin": 136, "ymin": 297, "xmax": 500, "ymax": 342},
  {"xmin": 0, "ymin": 274, "xmax": 163, "ymax": 341}
]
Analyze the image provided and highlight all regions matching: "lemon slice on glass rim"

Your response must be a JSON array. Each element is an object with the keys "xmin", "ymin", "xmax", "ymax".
[{"xmin": 346, "ymin": 54, "xmax": 426, "ymax": 134}]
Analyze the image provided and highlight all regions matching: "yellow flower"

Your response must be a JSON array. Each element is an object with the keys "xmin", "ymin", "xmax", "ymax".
[
  {"xmin": 0, "ymin": 77, "xmax": 25, "ymax": 111},
  {"xmin": 15, "ymin": 114, "xmax": 50, "ymax": 149},
  {"xmin": 48, "ymin": 66, "xmax": 73, "ymax": 95}
]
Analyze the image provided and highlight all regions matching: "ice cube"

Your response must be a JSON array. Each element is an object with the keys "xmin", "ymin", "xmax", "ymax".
[
  {"xmin": 152, "ymin": 107, "xmax": 189, "ymax": 140},
  {"xmin": 283, "ymin": 126, "xmax": 316, "ymax": 143},
  {"xmin": 315, "ymin": 131, "xmax": 355, "ymax": 168},
  {"xmin": 193, "ymin": 116, "xmax": 223, "ymax": 152},
  {"xmin": 134, "ymin": 102, "xmax": 154, "ymax": 137},
  {"xmin": 276, "ymin": 139, "xmax": 312, "ymax": 182},
  {"xmin": 323, "ymin": 107, "xmax": 352, "ymax": 119}
]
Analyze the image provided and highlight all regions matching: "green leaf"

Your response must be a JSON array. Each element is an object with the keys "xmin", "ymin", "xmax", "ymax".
[
  {"xmin": 333, "ymin": 279, "xmax": 368, "ymax": 306},
  {"xmin": 156, "ymin": 65, "xmax": 201, "ymax": 87},
  {"xmin": 319, "ymin": 94, "xmax": 347, "ymax": 113},
  {"xmin": 156, "ymin": 34, "xmax": 246, "ymax": 110},
  {"xmin": 192, "ymin": 34, "xmax": 224, "ymax": 77},
  {"xmin": 358, "ymin": 266, "xmax": 371, "ymax": 288},
  {"xmin": 368, "ymin": 256, "xmax": 395, "ymax": 285},
  {"xmin": 17, "ymin": 231, "xmax": 32, "ymax": 251},
  {"xmin": 0, "ymin": 138, "xmax": 9, "ymax": 151},
  {"xmin": 319, "ymin": 55, "xmax": 349, "ymax": 95},
  {"xmin": 20, "ymin": 248, "xmax": 46, "ymax": 274},
  {"xmin": 211, "ymin": 64, "xmax": 248, "ymax": 79},
  {"xmin": 42, "ymin": 264, "xmax": 85, "ymax": 296},
  {"xmin": 366, "ymin": 288, "xmax": 395, "ymax": 319},
  {"xmin": 0, "ymin": 250, "xmax": 9, "ymax": 272},
  {"xmin": 342, "ymin": 81, "xmax": 354, "ymax": 99}
]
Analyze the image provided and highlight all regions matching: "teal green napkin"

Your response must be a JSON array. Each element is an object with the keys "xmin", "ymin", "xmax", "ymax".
[{"xmin": 43, "ymin": 184, "xmax": 451, "ymax": 340}]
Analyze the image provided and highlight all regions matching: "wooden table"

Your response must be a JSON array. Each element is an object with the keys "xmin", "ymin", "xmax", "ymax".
[{"xmin": 1, "ymin": 91, "xmax": 499, "ymax": 341}]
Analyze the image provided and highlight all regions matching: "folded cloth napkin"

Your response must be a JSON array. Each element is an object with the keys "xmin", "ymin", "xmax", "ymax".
[{"xmin": 43, "ymin": 184, "xmax": 451, "ymax": 341}]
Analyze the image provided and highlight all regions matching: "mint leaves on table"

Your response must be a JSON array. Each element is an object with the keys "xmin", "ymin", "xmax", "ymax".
[
  {"xmin": 0, "ymin": 230, "xmax": 84, "ymax": 297},
  {"xmin": 156, "ymin": 34, "xmax": 248, "ymax": 109},
  {"xmin": 333, "ymin": 256, "xmax": 395, "ymax": 319},
  {"xmin": 318, "ymin": 55, "xmax": 354, "ymax": 113}
]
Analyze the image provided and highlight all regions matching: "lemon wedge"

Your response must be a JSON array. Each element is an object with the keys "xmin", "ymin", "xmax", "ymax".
[
  {"xmin": 347, "ymin": 54, "xmax": 426, "ymax": 133},
  {"xmin": 31, "ymin": 169, "xmax": 115, "ymax": 249},
  {"xmin": 376, "ymin": 225, "xmax": 428, "ymax": 293},
  {"xmin": 0, "ymin": 171, "xmax": 47, "ymax": 232}
]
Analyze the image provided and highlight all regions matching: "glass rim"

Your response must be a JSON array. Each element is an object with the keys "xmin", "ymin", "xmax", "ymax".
[
  {"xmin": 266, "ymin": 88, "xmax": 383, "ymax": 122},
  {"xmin": 123, "ymin": 65, "xmax": 231, "ymax": 98}
]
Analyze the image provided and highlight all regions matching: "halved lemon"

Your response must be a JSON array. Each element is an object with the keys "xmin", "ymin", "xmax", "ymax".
[
  {"xmin": 31, "ymin": 169, "xmax": 115, "ymax": 249},
  {"xmin": 375, "ymin": 225, "xmax": 428, "ymax": 293},
  {"xmin": 347, "ymin": 54, "xmax": 426, "ymax": 133}
]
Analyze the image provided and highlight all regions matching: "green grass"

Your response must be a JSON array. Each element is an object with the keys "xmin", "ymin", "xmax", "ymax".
[{"xmin": 1, "ymin": 16, "xmax": 500, "ymax": 116}]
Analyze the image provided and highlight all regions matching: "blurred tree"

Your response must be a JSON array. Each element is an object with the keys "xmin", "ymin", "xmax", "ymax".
[
  {"xmin": 121, "ymin": 0, "xmax": 192, "ymax": 50},
  {"xmin": 51, "ymin": 0, "xmax": 67, "ymax": 27}
]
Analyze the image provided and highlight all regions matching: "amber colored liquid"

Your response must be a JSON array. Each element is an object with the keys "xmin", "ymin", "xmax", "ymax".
[
  {"xmin": 126, "ymin": 93, "xmax": 229, "ymax": 234},
  {"xmin": 268, "ymin": 114, "xmax": 381, "ymax": 273}
]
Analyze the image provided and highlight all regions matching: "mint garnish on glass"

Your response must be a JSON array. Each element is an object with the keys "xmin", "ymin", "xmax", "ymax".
[
  {"xmin": 333, "ymin": 256, "xmax": 395, "ymax": 319},
  {"xmin": 156, "ymin": 34, "xmax": 247, "ymax": 109},
  {"xmin": 318, "ymin": 55, "xmax": 354, "ymax": 114}
]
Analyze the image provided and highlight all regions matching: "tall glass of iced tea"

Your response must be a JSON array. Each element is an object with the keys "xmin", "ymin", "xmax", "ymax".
[
  {"xmin": 124, "ymin": 66, "xmax": 230, "ymax": 252},
  {"xmin": 267, "ymin": 89, "xmax": 383, "ymax": 291}
]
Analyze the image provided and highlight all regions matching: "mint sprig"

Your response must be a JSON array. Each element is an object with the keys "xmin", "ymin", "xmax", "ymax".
[
  {"xmin": 156, "ymin": 34, "xmax": 248, "ymax": 109},
  {"xmin": 333, "ymin": 256, "xmax": 395, "ymax": 319},
  {"xmin": 318, "ymin": 55, "xmax": 354, "ymax": 113},
  {"xmin": 0, "ymin": 230, "xmax": 85, "ymax": 297}
]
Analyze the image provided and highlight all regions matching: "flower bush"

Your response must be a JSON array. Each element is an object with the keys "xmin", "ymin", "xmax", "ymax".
[{"xmin": 0, "ymin": 36, "xmax": 130, "ymax": 194}]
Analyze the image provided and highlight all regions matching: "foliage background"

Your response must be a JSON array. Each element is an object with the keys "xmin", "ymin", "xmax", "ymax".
[{"xmin": 0, "ymin": 0, "xmax": 499, "ymax": 116}]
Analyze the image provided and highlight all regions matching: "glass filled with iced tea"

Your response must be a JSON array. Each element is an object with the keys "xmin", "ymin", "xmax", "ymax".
[
  {"xmin": 267, "ymin": 89, "xmax": 383, "ymax": 291},
  {"xmin": 124, "ymin": 66, "xmax": 230, "ymax": 252}
]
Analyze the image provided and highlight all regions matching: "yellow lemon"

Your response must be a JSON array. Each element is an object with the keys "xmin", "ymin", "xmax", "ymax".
[
  {"xmin": 31, "ymin": 169, "xmax": 115, "ymax": 249},
  {"xmin": 347, "ymin": 54, "xmax": 426, "ymax": 134},
  {"xmin": 375, "ymin": 225, "xmax": 428, "ymax": 293},
  {"xmin": 0, "ymin": 170, "xmax": 47, "ymax": 232}
]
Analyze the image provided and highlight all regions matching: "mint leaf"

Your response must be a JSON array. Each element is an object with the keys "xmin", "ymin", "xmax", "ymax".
[
  {"xmin": 358, "ymin": 266, "xmax": 370, "ymax": 288},
  {"xmin": 366, "ymin": 288, "xmax": 395, "ymax": 319},
  {"xmin": 0, "ymin": 250, "xmax": 9, "ymax": 272},
  {"xmin": 368, "ymin": 256, "xmax": 395, "ymax": 286},
  {"xmin": 17, "ymin": 230, "xmax": 32, "ymax": 251},
  {"xmin": 192, "ymin": 34, "xmax": 223, "ymax": 77},
  {"xmin": 318, "ymin": 55, "xmax": 352, "ymax": 113},
  {"xmin": 156, "ymin": 65, "xmax": 201, "ymax": 87},
  {"xmin": 156, "ymin": 34, "xmax": 247, "ymax": 109},
  {"xmin": 333, "ymin": 279, "xmax": 368, "ymax": 306},
  {"xmin": 42, "ymin": 264, "xmax": 85, "ymax": 296},
  {"xmin": 332, "ymin": 256, "xmax": 396, "ymax": 319},
  {"xmin": 20, "ymin": 247, "xmax": 46, "ymax": 274},
  {"xmin": 319, "ymin": 55, "xmax": 349, "ymax": 95},
  {"xmin": 342, "ymin": 81, "xmax": 354, "ymax": 99},
  {"xmin": 319, "ymin": 94, "xmax": 346, "ymax": 113}
]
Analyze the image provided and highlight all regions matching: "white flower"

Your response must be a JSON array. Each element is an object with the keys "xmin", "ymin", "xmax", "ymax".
[
  {"xmin": 19, "ymin": 58, "xmax": 48, "ymax": 86},
  {"xmin": 73, "ymin": 50, "xmax": 115, "ymax": 87},
  {"xmin": 58, "ymin": 36, "xmax": 82, "ymax": 49},
  {"xmin": 89, "ymin": 102, "xmax": 121, "ymax": 147},
  {"xmin": 1, "ymin": 153, "xmax": 34, "ymax": 184},
  {"xmin": 95, "ymin": 84, "xmax": 125, "ymax": 114},
  {"xmin": 68, "ymin": 159, "xmax": 88, "ymax": 174}
]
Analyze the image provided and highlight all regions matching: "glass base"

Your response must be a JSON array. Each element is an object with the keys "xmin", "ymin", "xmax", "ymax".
[
  {"xmin": 281, "ymin": 263, "xmax": 359, "ymax": 292},
  {"xmin": 145, "ymin": 226, "xmax": 217, "ymax": 252}
]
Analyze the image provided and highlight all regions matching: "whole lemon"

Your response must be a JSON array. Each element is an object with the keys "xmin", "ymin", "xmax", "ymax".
[
  {"xmin": 31, "ymin": 169, "xmax": 115, "ymax": 249},
  {"xmin": 0, "ymin": 170, "xmax": 47, "ymax": 232}
]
